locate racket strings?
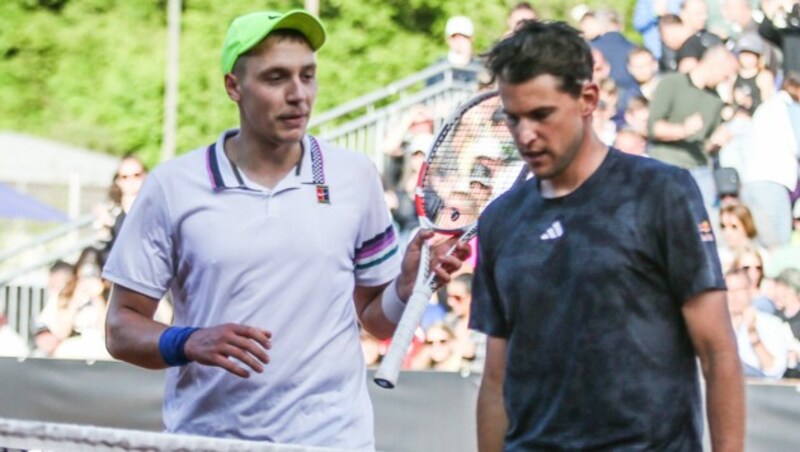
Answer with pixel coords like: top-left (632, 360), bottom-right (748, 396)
top-left (420, 95), bottom-right (524, 231)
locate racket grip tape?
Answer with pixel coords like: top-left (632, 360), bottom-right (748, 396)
top-left (373, 285), bottom-right (434, 389)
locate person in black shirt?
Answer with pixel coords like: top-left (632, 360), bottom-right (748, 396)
top-left (471, 20), bottom-right (745, 451)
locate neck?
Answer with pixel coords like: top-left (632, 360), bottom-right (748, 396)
top-left (739, 67), bottom-right (758, 78)
top-left (540, 132), bottom-right (609, 198)
top-left (225, 130), bottom-right (303, 189)
top-left (448, 51), bottom-right (471, 66)
top-left (688, 68), bottom-right (706, 90)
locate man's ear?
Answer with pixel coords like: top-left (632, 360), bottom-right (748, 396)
top-left (224, 73), bottom-right (241, 102)
top-left (579, 82), bottom-right (600, 117)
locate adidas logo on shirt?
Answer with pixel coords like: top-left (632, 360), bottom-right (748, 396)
top-left (540, 220), bottom-right (564, 240)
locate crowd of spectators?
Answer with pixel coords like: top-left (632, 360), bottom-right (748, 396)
top-left (368, 0), bottom-right (800, 379)
top-left (2, 1), bottom-right (799, 381)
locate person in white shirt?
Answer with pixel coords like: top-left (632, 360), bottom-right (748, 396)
top-left (726, 268), bottom-right (788, 378)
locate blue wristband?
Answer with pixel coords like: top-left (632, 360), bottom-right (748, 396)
top-left (158, 326), bottom-right (200, 366)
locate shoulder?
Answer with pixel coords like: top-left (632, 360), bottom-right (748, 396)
top-left (479, 178), bottom-right (535, 234)
top-left (608, 149), bottom-right (694, 194)
top-left (148, 146), bottom-right (208, 182)
top-left (658, 72), bottom-right (687, 86)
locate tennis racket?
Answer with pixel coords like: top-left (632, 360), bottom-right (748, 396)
top-left (374, 90), bottom-right (527, 389)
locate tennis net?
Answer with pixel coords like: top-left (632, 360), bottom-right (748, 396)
top-left (0, 418), bottom-right (349, 452)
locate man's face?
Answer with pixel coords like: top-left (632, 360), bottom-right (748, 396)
top-left (726, 273), bottom-right (753, 315)
top-left (499, 74), bottom-right (592, 181)
top-left (115, 158), bottom-right (146, 197)
top-left (225, 36), bottom-right (317, 146)
top-left (627, 52), bottom-right (657, 84)
top-left (681, 0), bottom-right (708, 32)
top-left (446, 280), bottom-right (472, 316)
top-left (508, 9), bottom-right (537, 32)
top-left (447, 34), bottom-right (473, 56)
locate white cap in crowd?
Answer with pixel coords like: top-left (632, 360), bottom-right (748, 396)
top-left (446, 16), bottom-right (474, 38)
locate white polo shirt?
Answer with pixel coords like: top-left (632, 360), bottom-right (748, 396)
top-left (103, 130), bottom-right (401, 450)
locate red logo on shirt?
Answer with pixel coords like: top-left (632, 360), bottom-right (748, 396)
top-left (698, 220), bottom-right (714, 242)
top-left (316, 185), bottom-right (330, 204)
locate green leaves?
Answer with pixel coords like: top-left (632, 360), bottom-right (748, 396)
top-left (0, 0), bottom-right (636, 167)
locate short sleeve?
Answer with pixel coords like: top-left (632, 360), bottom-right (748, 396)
top-left (659, 168), bottom-right (726, 303)
top-left (353, 162), bottom-right (401, 287)
top-left (102, 174), bottom-right (175, 300)
top-left (469, 211), bottom-right (510, 338)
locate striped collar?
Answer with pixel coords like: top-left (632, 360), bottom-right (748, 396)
top-left (205, 129), bottom-right (326, 191)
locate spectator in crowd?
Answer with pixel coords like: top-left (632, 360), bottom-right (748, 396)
top-left (590, 8), bottom-right (638, 93)
top-left (723, 0), bottom-right (760, 39)
top-left (590, 47), bottom-right (612, 84)
top-left (38, 247), bottom-right (110, 360)
top-left (618, 47), bottom-right (661, 116)
top-left (773, 268), bottom-right (800, 376)
top-left (676, 0), bottom-right (725, 73)
top-left (732, 33), bottom-right (776, 116)
top-left (381, 104), bottom-right (435, 192)
top-left (572, 7), bottom-right (606, 41)
top-left (426, 15), bottom-right (479, 86)
top-left (442, 273), bottom-right (484, 374)
top-left (633, 0), bottom-right (683, 64)
top-left (411, 321), bottom-right (463, 372)
top-left (505, 2), bottom-right (538, 36)
top-left (385, 133), bottom-right (431, 247)
top-left (723, 0), bottom-right (781, 72)
top-left (793, 201), bottom-right (800, 245)
top-left (0, 310), bottom-right (28, 358)
top-left (648, 44), bottom-right (739, 214)
top-left (739, 71), bottom-right (800, 250)
top-left (718, 202), bottom-right (767, 269)
top-left (759, 0), bottom-right (800, 75)
top-left (726, 268), bottom-right (788, 378)
top-left (31, 260), bottom-right (75, 357)
top-left (593, 78), bottom-right (619, 144)
top-left (658, 14), bottom-right (694, 72)
top-left (614, 126), bottom-right (649, 156)
top-left (731, 246), bottom-right (776, 313)
top-left (93, 154), bottom-right (148, 261)
top-left (622, 95), bottom-right (651, 136)
top-left (706, 0), bottom-right (736, 39)
top-left (360, 328), bottom-right (383, 369)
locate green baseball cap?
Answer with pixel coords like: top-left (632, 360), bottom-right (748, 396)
top-left (221, 10), bottom-right (326, 74)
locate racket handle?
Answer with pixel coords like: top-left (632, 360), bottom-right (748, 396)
top-left (373, 284), bottom-right (434, 389)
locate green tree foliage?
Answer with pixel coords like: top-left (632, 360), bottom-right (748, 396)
top-left (0, 0), bottom-right (634, 167)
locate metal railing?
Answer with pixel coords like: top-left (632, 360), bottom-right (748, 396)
top-left (1, 284), bottom-right (46, 347)
top-left (309, 61), bottom-right (482, 164)
top-left (0, 214), bottom-right (99, 288)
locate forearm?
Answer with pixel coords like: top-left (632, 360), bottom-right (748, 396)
top-left (702, 349), bottom-right (745, 452)
top-left (106, 304), bottom-right (169, 369)
top-left (477, 381), bottom-right (508, 452)
top-left (358, 287), bottom-right (399, 340)
top-left (106, 285), bottom-right (168, 369)
top-left (750, 332), bottom-right (776, 373)
top-left (651, 120), bottom-right (690, 142)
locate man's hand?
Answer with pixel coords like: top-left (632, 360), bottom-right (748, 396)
top-left (184, 324), bottom-right (272, 378)
top-left (396, 229), bottom-right (472, 301)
